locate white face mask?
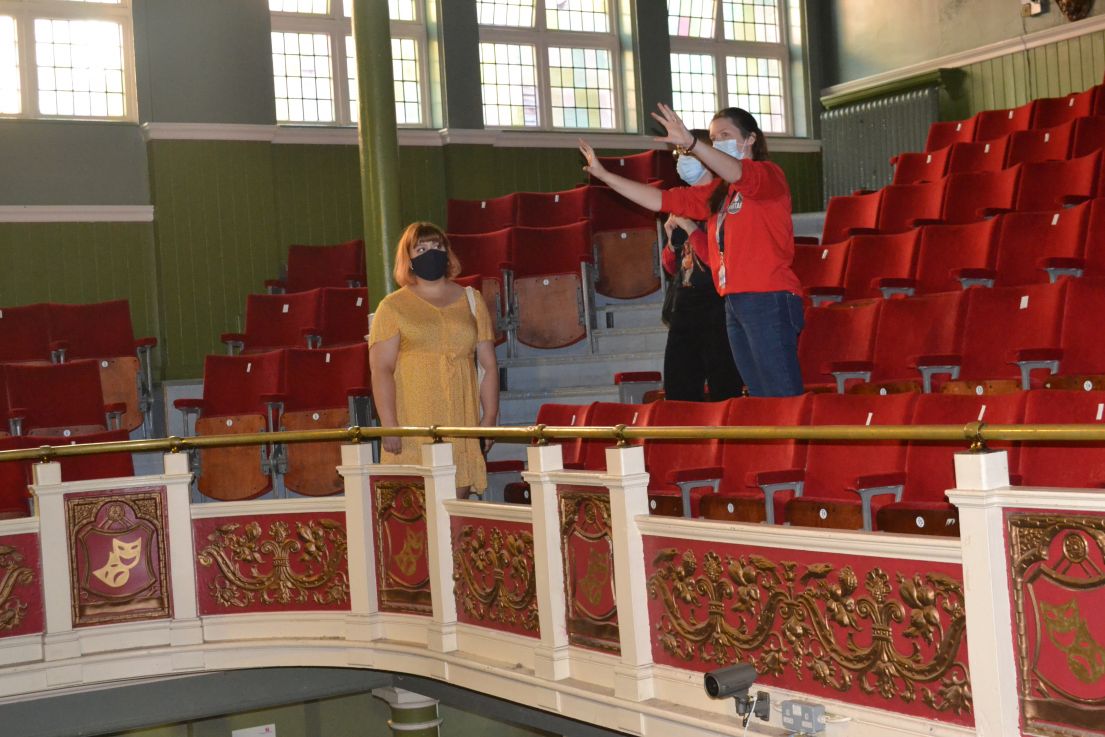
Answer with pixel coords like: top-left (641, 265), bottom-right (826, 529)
top-left (676, 155), bottom-right (707, 185)
top-left (714, 138), bottom-right (749, 160)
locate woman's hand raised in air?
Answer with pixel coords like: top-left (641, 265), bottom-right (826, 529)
top-left (650, 103), bottom-right (696, 149)
top-left (578, 138), bottom-right (607, 180)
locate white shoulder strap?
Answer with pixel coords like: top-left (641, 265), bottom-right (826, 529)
top-left (465, 286), bottom-right (478, 317)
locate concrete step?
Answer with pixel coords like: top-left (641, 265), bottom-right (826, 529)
top-left (596, 299), bottom-right (663, 330)
top-left (593, 325), bottom-right (668, 355)
top-left (500, 350), bottom-right (662, 394)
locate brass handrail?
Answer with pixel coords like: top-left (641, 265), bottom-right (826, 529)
top-left (3, 420), bottom-right (1105, 464)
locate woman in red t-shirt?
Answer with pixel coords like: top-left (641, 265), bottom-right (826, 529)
top-left (580, 104), bottom-right (804, 397)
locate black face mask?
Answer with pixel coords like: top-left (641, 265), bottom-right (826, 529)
top-left (411, 248), bottom-right (449, 281)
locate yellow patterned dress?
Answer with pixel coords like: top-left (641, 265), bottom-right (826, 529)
top-left (368, 286), bottom-right (494, 490)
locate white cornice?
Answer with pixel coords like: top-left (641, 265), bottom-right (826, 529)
top-left (636, 515), bottom-right (963, 564)
top-left (140, 122), bottom-right (821, 152)
top-left (140, 122), bottom-right (276, 142)
top-left (189, 497), bottom-right (346, 519)
top-left (444, 499), bottom-right (533, 523)
top-left (0, 518), bottom-right (38, 535)
top-left (948, 485), bottom-right (1105, 512)
top-left (0, 205), bottom-right (154, 223)
top-left (822, 14), bottom-right (1105, 99)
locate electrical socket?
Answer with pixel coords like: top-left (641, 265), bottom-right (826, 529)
top-left (780, 699), bottom-right (826, 734)
top-left (1020, 1), bottom-right (1043, 16)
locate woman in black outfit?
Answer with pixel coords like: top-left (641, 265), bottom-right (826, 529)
top-left (661, 130), bottom-right (744, 402)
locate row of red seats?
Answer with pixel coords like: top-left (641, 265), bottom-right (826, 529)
top-left (795, 199), bottom-right (1105, 301)
top-left (798, 279), bottom-right (1105, 394)
top-left (173, 343), bottom-right (371, 501)
top-left (925, 84), bottom-right (1105, 151)
top-left (812, 153), bottom-right (1103, 243)
top-left (0, 299), bottom-right (154, 432)
top-left (898, 114), bottom-right (1105, 184)
top-left (264, 239), bottom-right (366, 294)
top-left (221, 287), bottom-right (368, 355)
top-left (0, 359), bottom-right (128, 438)
top-left (512, 391), bottom-right (1105, 536)
top-left (0, 430), bottom-right (133, 519)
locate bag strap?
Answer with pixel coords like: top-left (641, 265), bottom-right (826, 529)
top-left (465, 285), bottom-right (478, 318)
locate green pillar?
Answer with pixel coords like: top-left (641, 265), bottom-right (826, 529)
top-left (351, 0), bottom-right (402, 309)
top-left (372, 687), bottom-right (442, 737)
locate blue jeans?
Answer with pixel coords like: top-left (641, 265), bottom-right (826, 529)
top-left (724, 291), bottom-right (805, 397)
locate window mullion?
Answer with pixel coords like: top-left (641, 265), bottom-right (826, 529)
top-left (331, 29), bottom-right (349, 125)
top-left (18, 9), bottom-right (37, 117)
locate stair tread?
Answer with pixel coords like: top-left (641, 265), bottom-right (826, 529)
top-left (501, 349), bottom-right (662, 368)
top-left (501, 385), bottom-right (621, 400)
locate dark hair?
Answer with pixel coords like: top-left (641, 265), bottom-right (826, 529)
top-left (712, 107), bottom-right (769, 161)
top-left (673, 128), bottom-right (711, 160)
top-left (706, 107), bottom-right (768, 214)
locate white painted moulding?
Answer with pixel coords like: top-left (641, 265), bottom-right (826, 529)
top-left (0, 205), bottom-right (154, 223)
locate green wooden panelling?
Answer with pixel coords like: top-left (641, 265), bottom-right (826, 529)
top-left (147, 140), bottom-right (281, 380)
top-left (958, 31), bottom-right (1105, 117)
top-left (398, 145), bottom-right (448, 226)
top-left (773, 151), bottom-right (824, 214)
top-left (0, 220), bottom-right (160, 347)
top-left (272, 144), bottom-right (364, 247)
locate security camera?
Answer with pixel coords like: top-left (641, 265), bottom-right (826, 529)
top-left (704, 663), bottom-right (770, 727)
top-left (704, 663), bottom-right (757, 698)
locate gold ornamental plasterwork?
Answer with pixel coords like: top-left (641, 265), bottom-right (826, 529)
top-left (197, 518), bottom-right (349, 608)
top-left (0, 545), bottom-right (33, 631)
top-left (1009, 513), bottom-right (1105, 737)
top-left (647, 548), bottom-right (971, 715)
top-left (558, 488), bottom-right (620, 652)
top-left (452, 524), bottom-right (539, 632)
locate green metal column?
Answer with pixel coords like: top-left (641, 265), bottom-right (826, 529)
top-left (372, 687), bottom-right (442, 737)
top-left (351, 0), bottom-right (401, 308)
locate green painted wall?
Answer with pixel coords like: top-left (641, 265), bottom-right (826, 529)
top-left (827, 0), bottom-right (1105, 86)
top-left (147, 140), bottom-right (283, 379)
top-left (0, 220), bottom-right (160, 357)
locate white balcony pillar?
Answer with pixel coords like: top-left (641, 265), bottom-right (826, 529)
top-left (422, 442), bottom-right (458, 654)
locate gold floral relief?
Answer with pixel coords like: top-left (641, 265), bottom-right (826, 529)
top-left (452, 524), bottom-right (539, 633)
top-left (647, 548), bottom-right (971, 716)
top-left (373, 477), bottom-right (432, 614)
top-left (1009, 513), bottom-right (1105, 736)
top-left (0, 545), bottom-right (33, 631)
top-left (197, 518), bottom-right (349, 609)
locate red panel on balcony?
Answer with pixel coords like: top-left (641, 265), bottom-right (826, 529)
top-left (451, 516), bottom-right (539, 638)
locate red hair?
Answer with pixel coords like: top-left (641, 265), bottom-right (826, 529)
top-left (393, 222), bottom-right (462, 287)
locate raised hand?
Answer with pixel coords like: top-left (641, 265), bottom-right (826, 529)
top-left (578, 138), bottom-right (606, 178)
top-left (649, 103), bottom-right (695, 148)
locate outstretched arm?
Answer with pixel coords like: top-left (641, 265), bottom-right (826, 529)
top-left (650, 103), bottom-right (743, 184)
top-left (579, 139), bottom-right (663, 212)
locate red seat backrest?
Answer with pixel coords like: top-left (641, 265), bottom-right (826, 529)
top-left (925, 117), bottom-right (976, 152)
top-left (821, 190), bottom-right (881, 244)
top-left (588, 183), bottom-right (660, 232)
top-left (993, 200), bottom-right (1090, 286)
top-left (945, 137), bottom-right (1010, 175)
top-left (199, 351), bottom-right (285, 418)
top-left (643, 400), bottom-right (729, 488)
top-left (282, 344), bottom-right (368, 413)
top-left (0, 303), bottom-right (51, 362)
top-left (959, 282), bottom-right (1066, 382)
top-left (841, 229), bottom-right (919, 300)
top-left (446, 193), bottom-right (516, 234)
top-left (801, 393), bottom-right (917, 500)
top-left (717, 395), bottom-right (811, 492)
top-left (891, 147), bottom-right (951, 185)
top-left (47, 300), bottom-right (136, 358)
top-left (1031, 87), bottom-right (1099, 129)
top-left (875, 180), bottom-right (946, 233)
top-left (515, 187), bottom-right (589, 227)
top-left (4, 359), bottom-right (108, 432)
top-left (534, 402), bottom-right (592, 467)
top-left (914, 219), bottom-right (1000, 294)
top-left (1056, 277), bottom-right (1105, 376)
top-left (869, 291), bottom-right (966, 384)
top-left (797, 300), bottom-right (882, 387)
top-left (792, 242), bottom-right (848, 291)
top-left (285, 239), bottom-right (366, 292)
top-left (241, 290), bottom-right (322, 350)
top-left (511, 221), bottom-right (593, 278)
top-left (575, 402), bottom-right (653, 471)
top-left (449, 228), bottom-right (514, 280)
top-left (940, 168), bottom-right (1020, 225)
top-left (591, 151), bottom-right (655, 183)
top-left (1004, 120), bottom-right (1075, 166)
top-left (0, 435), bottom-right (31, 518)
top-left (1019, 389), bottom-right (1105, 487)
top-left (903, 392), bottom-right (1025, 501)
top-left (1013, 152), bottom-right (1101, 212)
top-left (318, 287), bottom-right (369, 347)
top-left (1071, 115), bottom-right (1105, 158)
top-left (974, 104), bottom-right (1033, 142)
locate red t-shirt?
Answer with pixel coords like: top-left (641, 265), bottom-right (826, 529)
top-left (660, 160), bottom-right (801, 296)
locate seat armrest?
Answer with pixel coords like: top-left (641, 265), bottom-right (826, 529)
top-left (1039, 256), bottom-right (1086, 283)
top-left (1014, 347), bottom-right (1062, 389)
top-left (980, 207), bottom-right (1012, 218)
top-left (614, 371), bottom-right (663, 385)
top-left (104, 402), bottom-right (127, 430)
top-left (343, 272), bottom-right (364, 288)
top-left (7, 409), bottom-right (26, 437)
top-left (756, 470), bottom-right (805, 525)
top-left (909, 218), bottom-right (945, 228)
top-left (955, 267), bottom-right (996, 289)
top-left (845, 227), bottom-right (881, 237)
top-left (914, 354), bottom-right (962, 393)
top-left (668, 466), bottom-right (724, 483)
top-left (300, 326), bottom-right (322, 349)
top-left (827, 361), bottom-right (873, 394)
top-left (135, 336), bottom-right (158, 349)
top-left (877, 277), bottom-right (917, 299)
top-left (755, 469), bottom-right (804, 486)
top-left (853, 483), bottom-right (905, 531)
top-left (851, 188), bottom-right (876, 196)
top-left (220, 333), bottom-right (246, 355)
top-left (806, 286), bottom-right (845, 307)
top-left (48, 340), bottom-right (69, 364)
top-left (1060, 194), bottom-right (1091, 207)
top-left (346, 385), bottom-right (373, 398)
top-left (794, 236), bottom-right (819, 245)
top-left (853, 472), bottom-right (908, 490)
top-left (264, 279), bottom-right (287, 295)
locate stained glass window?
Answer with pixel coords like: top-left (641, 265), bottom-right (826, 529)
top-left (479, 42), bottom-right (539, 127)
top-left (726, 55), bottom-right (785, 133)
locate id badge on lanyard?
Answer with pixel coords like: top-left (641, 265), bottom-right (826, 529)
top-left (714, 190), bottom-right (742, 289)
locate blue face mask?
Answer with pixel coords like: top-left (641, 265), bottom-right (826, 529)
top-left (676, 154), bottom-right (707, 185)
top-left (714, 138), bottom-right (749, 160)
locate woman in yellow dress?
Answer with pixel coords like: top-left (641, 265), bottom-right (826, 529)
top-left (368, 222), bottom-right (499, 497)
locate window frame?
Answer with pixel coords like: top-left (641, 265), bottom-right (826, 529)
top-left (0, 0), bottom-right (138, 122)
top-left (668, 0), bottom-right (793, 135)
top-left (268, 0), bottom-right (430, 127)
top-left (477, 1), bottom-right (625, 132)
